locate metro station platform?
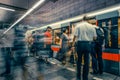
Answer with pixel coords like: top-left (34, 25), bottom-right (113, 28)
top-left (0, 0), bottom-right (120, 80)
top-left (0, 56), bottom-right (119, 80)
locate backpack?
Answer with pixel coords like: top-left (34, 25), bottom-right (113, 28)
top-left (95, 27), bottom-right (104, 45)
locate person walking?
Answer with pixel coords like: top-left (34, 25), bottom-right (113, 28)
top-left (60, 28), bottom-right (69, 65)
top-left (0, 47), bottom-right (11, 76)
top-left (72, 16), bottom-right (97, 80)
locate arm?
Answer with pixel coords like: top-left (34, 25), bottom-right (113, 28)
top-left (71, 26), bottom-right (78, 49)
top-left (102, 39), bottom-right (105, 50)
top-left (59, 34), bottom-right (63, 48)
top-left (93, 28), bottom-right (97, 41)
top-left (102, 29), bottom-right (105, 49)
top-left (72, 27), bottom-right (79, 49)
top-left (71, 36), bottom-right (77, 51)
top-left (72, 36), bottom-right (77, 47)
top-left (93, 36), bottom-right (97, 41)
top-left (60, 38), bottom-right (62, 48)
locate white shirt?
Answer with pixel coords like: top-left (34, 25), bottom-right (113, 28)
top-left (74, 21), bottom-right (97, 41)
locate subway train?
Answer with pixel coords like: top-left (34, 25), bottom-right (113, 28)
top-left (26, 9), bottom-right (120, 75)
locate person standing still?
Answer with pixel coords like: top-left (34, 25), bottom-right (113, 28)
top-left (90, 25), bottom-right (104, 75)
top-left (72, 16), bottom-right (97, 80)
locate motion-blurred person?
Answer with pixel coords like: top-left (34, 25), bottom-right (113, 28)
top-left (72, 16), bottom-right (97, 80)
top-left (0, 47), bottom-right (11, 76)
top-left (25, 32), bottom-right (34, 56)
top-left (91, 25), bottom-right (104, 75)
top-left (60, 28), bottom-right (69, 65)
top-left (32, 31), bottom-right (41, 57)
top-left (44, 26), bottom-right (53, 57)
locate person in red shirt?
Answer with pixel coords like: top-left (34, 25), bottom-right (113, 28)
top-left (44, 27), bottom-right (52, 45)
top-left (44, 26), bottom-right (53, 57)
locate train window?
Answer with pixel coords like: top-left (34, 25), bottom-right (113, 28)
top-left (53, 29), bottom-right (61, 45)
top-left (98, 18), bottom-right (118, 49)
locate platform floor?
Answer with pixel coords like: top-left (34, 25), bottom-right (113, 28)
top-left (0, 56), bottom-right (120, 80)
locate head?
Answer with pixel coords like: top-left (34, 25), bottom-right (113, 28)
top-left (32, 31), bottom-right (35, 34)
top-left (62, 28), bottom-right (68, 34)
top-left (46, 26), bottom-right (52, 32)
top-left (82, 16), bottom-right (89, 21)
top-left (36, 30), bottom-right (40, 33)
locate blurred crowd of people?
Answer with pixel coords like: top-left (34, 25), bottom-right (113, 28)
top-left (10, 16), bottom-right (105, 80)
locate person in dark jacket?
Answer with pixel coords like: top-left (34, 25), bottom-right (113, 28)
top-left (91, 25), bottom-right (104, 75)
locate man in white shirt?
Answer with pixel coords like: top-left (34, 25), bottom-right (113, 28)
top-left (72, 16), bottom-right (97, 80)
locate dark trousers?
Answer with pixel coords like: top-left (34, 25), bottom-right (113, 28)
top-left (77, 41), bottom-right (91, 80)
top-left (2, 48), bottom-right (11, 74)
top-left (5, 53), bottom-right (11, 73)
top-left (91, 42), bottom-right (103, 73)
top-left (91, 42), bottom-right (98, 73)
top-left (30, 43), bottom-right (37, 56)
top-left (46, 44), bottom-right (53, 57)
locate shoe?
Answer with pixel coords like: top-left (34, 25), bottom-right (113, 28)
top-left (62, 61), bottom-right (66, 65)
top-left (0, 72), bottom-right (10, 77)
top-left (99, 72), bottom-right (103, 75)
top-left (90, 71), bottom-right (98, 75)
top-left (73, 64), bottom-right (76, 67)
top-left (76, 76), bottom-right (81, 80)
top-left (76, 77), bottom-right (81, 80)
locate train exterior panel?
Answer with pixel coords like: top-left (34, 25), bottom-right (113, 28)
top-left (96, 10), bottom-right (120, 75)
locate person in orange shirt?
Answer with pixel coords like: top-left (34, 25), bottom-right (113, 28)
top-left (44, 26), bottom-right (53, 57)
top-left (44, 27), bottom-right (52, 45)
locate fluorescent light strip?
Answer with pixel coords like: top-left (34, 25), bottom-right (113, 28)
top-left (3, 0), bottom-right (45, 34)
top-left (88, 5), bottom-right (120, 17)
top-left (31, 3), bottom-right (120, 32)
top-left (0, 6), bottom-right (15, 11)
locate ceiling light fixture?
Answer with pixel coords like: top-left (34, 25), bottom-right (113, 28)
top-left (3, 0), bottom-right (45, 34)
top-left (0, 6), bottom-right (15, 12)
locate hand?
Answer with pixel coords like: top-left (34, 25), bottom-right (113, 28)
top-left (44, 44), bottom-right (46, 48)
top-left (71, 46), bottom-right (75, 50)
top-left (59, 45), bottom-right (62, 48)
top-left (102, 45), bottom-right (105, 50)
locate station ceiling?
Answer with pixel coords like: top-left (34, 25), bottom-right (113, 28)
top-left (0, 0), bottom-right (39, 26)
top-left (0, 0), bottom-right (120, 28)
